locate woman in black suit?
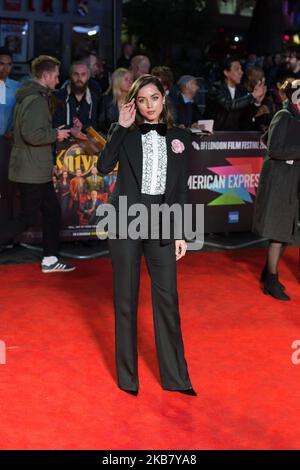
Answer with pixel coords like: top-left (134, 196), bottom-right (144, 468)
top-left (97, 75), bottom-right (196, 396)
top-left (98, 68), bottom-right (133, 134)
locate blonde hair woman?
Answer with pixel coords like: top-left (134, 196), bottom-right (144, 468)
top-left (98, 68), bottom-right (133, 134)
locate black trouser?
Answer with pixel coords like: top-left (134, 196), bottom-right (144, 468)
top-left (108, 237), bottom-right (192, 391)
top-left (0, 181), bottom-right (61, 257)
top-left (0, 137), bottom-right (14, 224)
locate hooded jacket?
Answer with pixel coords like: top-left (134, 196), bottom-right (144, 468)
top-left (53, 82), bottom-right (100, 131)
top-left (9, 80), bottom-right (57, 184)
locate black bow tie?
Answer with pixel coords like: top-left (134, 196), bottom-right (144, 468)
top-left (139, 123), bottom-right (167, 136)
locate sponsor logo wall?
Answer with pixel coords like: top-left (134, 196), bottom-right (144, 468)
top-left (0, 132), bottom-right (266, 243)
top-left (188, 132), bottom-right (265, 232)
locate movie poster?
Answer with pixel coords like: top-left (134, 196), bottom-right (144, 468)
top-left (53, 141), bottom-right (117, 240)
top-left (17, 128), bottom-right (113, 243)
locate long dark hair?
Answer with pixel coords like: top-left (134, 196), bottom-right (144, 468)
top-left (125, 74), bottom-right (174, 128)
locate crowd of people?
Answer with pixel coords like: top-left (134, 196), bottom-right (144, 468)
top-left (2, 42), bottom-right (300, 394)
top-left (54, 44), bottom-right (300, 135)
top-left (49, 45), bottom-right (300, 135)
top-left (1, 43), bottom-right (300, 293)
top-left (2, 44), bottom-right (300, 140)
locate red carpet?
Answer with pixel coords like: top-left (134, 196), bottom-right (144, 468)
top-left (0, 247), bottom-right (300, 450)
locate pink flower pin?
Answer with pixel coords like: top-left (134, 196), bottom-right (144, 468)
top-left (171, 139), bottom-right (185, 154)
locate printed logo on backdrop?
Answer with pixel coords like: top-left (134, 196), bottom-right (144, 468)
top-left (188, 156), bottom-right (264, 206)
top-left (228, 211), bottom-right (239, 224)
top-left (56, 144), bottom-right (98, 175)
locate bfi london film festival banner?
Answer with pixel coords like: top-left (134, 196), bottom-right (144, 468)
top-left (20, 134), bottom-right (117, 243)
top-left (5, 131), bottom-right (266, 244)
top-left (187, 132), bottom-right (266, 233)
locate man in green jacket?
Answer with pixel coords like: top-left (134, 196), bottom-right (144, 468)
top-left (0, 55), bottom-right (75, 273)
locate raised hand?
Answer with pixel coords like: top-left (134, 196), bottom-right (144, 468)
top-left (255, 104), bottom-right (270, 117)
top-left (69, 127), bottom-right (88, 140)
top-left (119, 100), bottom-right (136, 128)
top-left (252, 81), bottom-right (267, 103)
top-left (72, 117), bottom-right (83, 130)
top-left (57, 129), bottom-right (71, 142)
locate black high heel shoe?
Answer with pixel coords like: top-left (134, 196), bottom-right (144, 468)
top-left (121, 388), bottom-right (138, 396)
top-left (171, 388), bottom-right (197, 396)
top-left (178, 388), bottom-right (197, 396)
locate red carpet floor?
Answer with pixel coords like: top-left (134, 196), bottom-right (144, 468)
top-left (0, 247), bottom-right (300, 450)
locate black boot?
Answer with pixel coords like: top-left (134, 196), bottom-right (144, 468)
top-left (167, 387), bottom-right (197, 396)
top-left (263, 274), bottom-right (290, 301)
top-left (120, 388), bottom-right (138, 396)
top-left (176, 388), bottom-right (197, 396)
top-left (260, 264), bottom-right (285, 290)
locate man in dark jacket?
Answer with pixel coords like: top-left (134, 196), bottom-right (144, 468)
top-left (170, 75), bottom-right (203, 128)
top-left (80, 189), bottom-right (102, 224)
top-left (53, 60), bottom-right (100, 131)
top-left (204, 56), bottom-right (266, 131)
top-left (0, 55), bottom-right (75, 273)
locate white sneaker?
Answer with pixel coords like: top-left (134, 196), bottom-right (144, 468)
top-left (41, 259), bottom-right (76, 273)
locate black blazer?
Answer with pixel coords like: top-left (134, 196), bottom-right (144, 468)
top-left (169, 93), bottom-right (202, 128)
top-left (98, 93), bottom-right (119, 135)
top-left (204, 81), bottom-right (256, 131)
top-left (97, 123), bottom-right (191, 240)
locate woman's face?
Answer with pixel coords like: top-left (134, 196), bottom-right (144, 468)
top-left (120, 72), bottom-right (133, 93)
top-left (136, 84), bottom-right (164, 123)
top-left (248, 70), bottom-right (265, 91)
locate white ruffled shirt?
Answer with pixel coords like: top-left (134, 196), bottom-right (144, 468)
top-left (141, 129), bottom-right (167, 195)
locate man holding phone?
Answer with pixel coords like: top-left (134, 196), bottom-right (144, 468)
top-left (0, 55), bottom-right (75, 273)
top-left (204, 56), bottom-right (266, 131)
